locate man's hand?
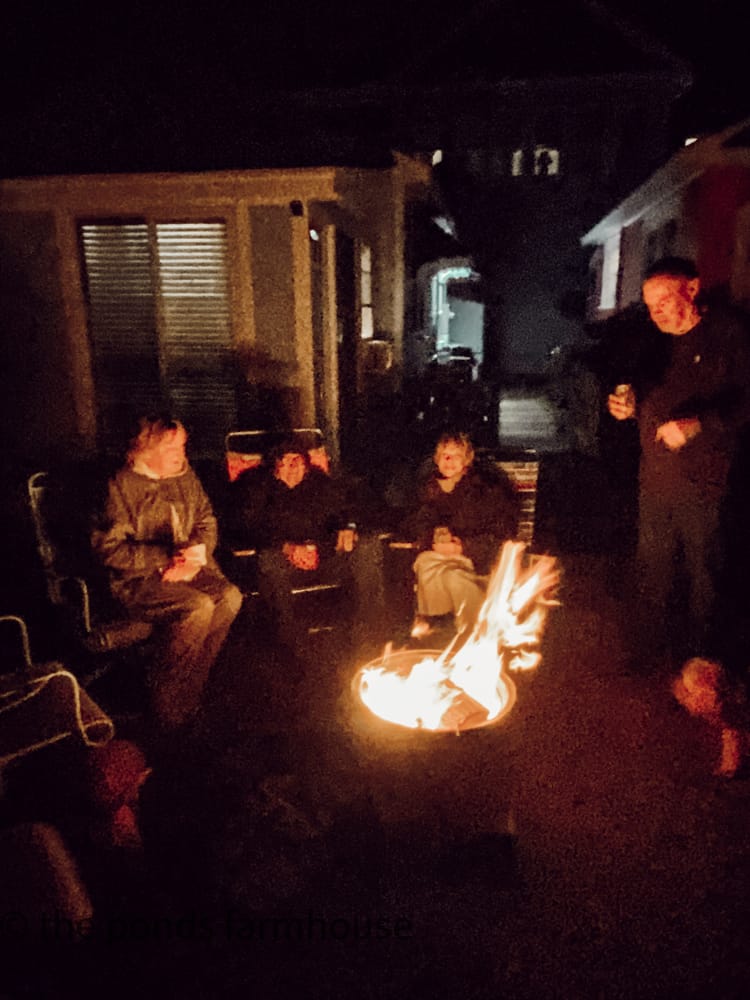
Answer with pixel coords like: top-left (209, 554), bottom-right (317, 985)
top-left (161, 542), bottom-right (207, 582)
top-left (607, 387), bottom-right (636, 421)
top-left (282, 542), bottom-right (319, 571)
top-left (178, 543), bottom-right (207, 567)
top-left (655, 418), bottom-right (701, 451)
top-left (432, 526), bottom-right (463, 557)
top-left (161, 560), bottom-right (201, 583)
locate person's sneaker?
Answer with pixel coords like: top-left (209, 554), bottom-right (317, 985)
top-left (410, 613), bottom-right (455, 645)
top-left (410, 615), bottom-right (433, 640)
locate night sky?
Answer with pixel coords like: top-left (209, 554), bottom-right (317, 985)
top-left (2, 1), bottom-right (748, 160)
top-left (610, 0), bottom-right (749, 130)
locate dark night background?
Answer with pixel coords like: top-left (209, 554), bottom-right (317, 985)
top-left (2, 1), bottom-right (749, 174)
top-left (2, 6), bottom-right (750, 1000)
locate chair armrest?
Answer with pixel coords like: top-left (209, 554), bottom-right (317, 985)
top-left (58, 575), bottom-right (94, 634)
top-left (58, 576), bottom-right (152, 654)
top-left (82, 620), bottom-right (153, 655)
top-left (0, 615), bottom-right (33, 673)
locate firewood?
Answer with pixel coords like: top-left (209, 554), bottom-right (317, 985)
top-left (439, 687), bottom-right (489, 731)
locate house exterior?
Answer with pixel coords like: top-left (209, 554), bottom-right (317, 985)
top-left (581, 117), bottom-right (750, 323)
top-left (385, 3), bottom-right (694, 381)
top-left (0, 154), bottom-right (434, 464)
top-left (4, 1), bottom-right (698, 407)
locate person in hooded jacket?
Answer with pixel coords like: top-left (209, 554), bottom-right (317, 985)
top-left (92, 415), bottom-right (243, 731)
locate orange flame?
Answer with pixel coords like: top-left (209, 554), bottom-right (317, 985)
top-left (357, 542), bottom-right (559, 732)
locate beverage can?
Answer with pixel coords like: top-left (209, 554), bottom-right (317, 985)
top-left (342, 523), bottom-right (357, 552)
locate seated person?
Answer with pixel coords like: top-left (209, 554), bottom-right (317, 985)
top-left (406, 431), bottom-right (520, 636)
top-left (232, 436), bottom-right (387, 655)
top-left (92, 415), bottom-right (243, 732)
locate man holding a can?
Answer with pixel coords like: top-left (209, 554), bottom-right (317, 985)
top-left (607, 256), bottom-right (750, 670)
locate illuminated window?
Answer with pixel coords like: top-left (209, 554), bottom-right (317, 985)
top-left (511, 147), bottom-right (560, 176)
top-left (534, 146), bottom-right (559, 176)
top-left (360, 243), bottom-right (373, 339)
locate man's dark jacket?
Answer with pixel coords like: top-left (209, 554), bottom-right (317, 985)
top-left (233, 465), bottom-right (346, 552)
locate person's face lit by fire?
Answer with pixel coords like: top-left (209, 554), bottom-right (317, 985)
top-left (275, 451), bottom-right (307, 490)
top-left (642, 274), bottom-right (701, 335)
top-left (435, 440), bottom-right (471, 484)
top-left (140, 425), bottom-right (188, 479)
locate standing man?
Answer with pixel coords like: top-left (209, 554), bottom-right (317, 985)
top-left (607, 257), bottom-right (750, 668)
top-left (93, 415), bottom-right (243, 731)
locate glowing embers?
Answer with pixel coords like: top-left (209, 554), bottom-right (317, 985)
top-left (356, 542), bottom-right (560, 733)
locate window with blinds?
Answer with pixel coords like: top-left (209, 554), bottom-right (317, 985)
top-left (80, 220), bottom-right (236, 454)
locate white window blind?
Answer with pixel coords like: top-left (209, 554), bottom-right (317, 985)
top-left (81, 221), bottom-right (236, 453)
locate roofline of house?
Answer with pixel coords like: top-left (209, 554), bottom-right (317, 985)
top-left (384, 0), bottom-right (692, 88)
top-left (0, 154), bottom-right (436, 216)
top-left (0, 164), bottom-right (356, 210)
top-left (257, 70), bottom-right (691, 112)
top-left (581, 115), bottom-right (750, 246)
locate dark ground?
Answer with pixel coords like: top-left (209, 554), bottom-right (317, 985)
top-left (2, 449), bottom-right (750, 999)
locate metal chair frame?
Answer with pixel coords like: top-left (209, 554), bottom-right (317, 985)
top-left (0, 615), bottom-right (33, 675)
top-left (26, 470), bottom-right (153, 669)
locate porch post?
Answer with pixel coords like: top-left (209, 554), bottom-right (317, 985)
top-left (55, 213), bottom-right (98, 451)
top-left (290, 212), bottom-right (316, 427)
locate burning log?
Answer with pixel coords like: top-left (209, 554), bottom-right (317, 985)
top-left (438, 681), bottom-right (490, 732)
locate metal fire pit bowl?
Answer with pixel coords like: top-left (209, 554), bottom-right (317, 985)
top-left (351, 647), bottom-right (517, 736)
top-left (345, 647), bottom-right (520, 859)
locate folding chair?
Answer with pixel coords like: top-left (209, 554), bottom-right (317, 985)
top-left (0, 614), bottom-right (33, 676)
top-left (225, 427), bottom-right (328, 481)
top-left (26, 469), bottom-right (153, 687)
top-left (1, 614), bottom-right (104, 939)
top-left (494, 449), bottom-right (540, 549)
top-left (0, 613), bottom-right (115, 768)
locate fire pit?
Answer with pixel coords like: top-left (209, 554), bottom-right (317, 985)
top-left (351, 542), bottom-right (559, 737)
top-left (353, 647), bottom-right (517, 734)
top-left (341, 544), bottom-right (560, 877)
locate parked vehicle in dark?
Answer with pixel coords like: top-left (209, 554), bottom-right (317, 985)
top-left (428, 344), bottom-right (479, 382)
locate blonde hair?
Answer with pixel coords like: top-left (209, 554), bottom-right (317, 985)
top-left (127, 415), bottom-right (186, 464)
top-left (434, 432), bottom-right (475, 467)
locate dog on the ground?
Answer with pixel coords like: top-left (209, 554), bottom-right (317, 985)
top-left (672, 658), bottom-right (749, 777)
